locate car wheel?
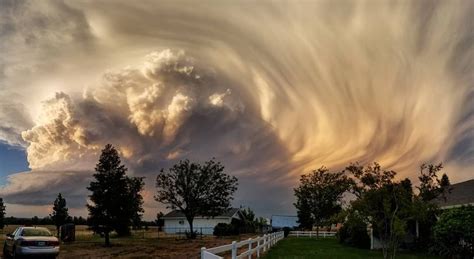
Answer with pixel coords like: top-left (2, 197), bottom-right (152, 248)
top-left (11, 246), bottom-right (18, 259)
top-left (3, 244), bottom-right (10, 259)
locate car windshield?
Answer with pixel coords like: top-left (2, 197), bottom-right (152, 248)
top-left (20, 228), bottom-right (52, 237)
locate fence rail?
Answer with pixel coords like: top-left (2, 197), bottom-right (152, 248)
top-left (289, 231), bottom-right (337, 238)
top-left (201, 231), bottom-right (284, 259)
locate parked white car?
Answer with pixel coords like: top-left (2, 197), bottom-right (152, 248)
top-left (3, 226), bottom-right (60, 258)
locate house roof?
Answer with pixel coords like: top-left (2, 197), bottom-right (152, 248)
top-left (163, 208), bottom-right (240, 218)
top-left (434, 179), bottom-right (474, 208)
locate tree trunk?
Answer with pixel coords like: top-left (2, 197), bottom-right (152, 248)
top-left (104, 231), bottom-right (110, 246)
top-left (187, 217), bottom-right (195, 239)
top-left (57, 226), bottom-right (60, 240)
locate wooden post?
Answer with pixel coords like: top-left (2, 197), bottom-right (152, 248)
top-left (263, 234), bottom-right (267, 252)
top-left (231, 241), bottom-right (237, 259)
top-left (248, 238), bottom-right (252, 259)
top-left (416, 220), bottom-right (419, 238)
top-left (257, 237), bottom-right (261, 258)
top-left (201, 247), bottom-right (206, 259)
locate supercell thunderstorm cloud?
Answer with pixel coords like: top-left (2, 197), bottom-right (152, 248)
top-left (0, 0), bottom-right (473, 218)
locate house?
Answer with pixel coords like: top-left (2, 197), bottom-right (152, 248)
top-left (433, 179), bottom-right (474, 209)
top-left (162, 208), bottom-right (243, 235)
top-left (271, 215), bottom-right (299, 230)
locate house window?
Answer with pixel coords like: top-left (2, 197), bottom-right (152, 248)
top-left (179, 220), bottom-right (184, 225)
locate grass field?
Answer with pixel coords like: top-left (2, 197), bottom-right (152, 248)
top-left (262, 238), bottom-right (439, 259)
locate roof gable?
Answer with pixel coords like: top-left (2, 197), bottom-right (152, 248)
top-left (434, 179), bottom-right (474, 208)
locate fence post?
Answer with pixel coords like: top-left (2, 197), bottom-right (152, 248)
top-left (257, 237), bottom-right (261, 258)
top-left (201, 247), bottom-right (206, 259)
top-left (247, 238), bottom-right (252, 259)
top-left (263, 234), bottom-right (267, 252)
top-left (323, 231), bottom-right (326, 238)
top-left (231, 241), bottom-right (237, 259)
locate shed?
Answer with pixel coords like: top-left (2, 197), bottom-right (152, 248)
top-left (271, 215), bottom-right (298, 230)
top-left (162, 208), bottom-right (243, 235)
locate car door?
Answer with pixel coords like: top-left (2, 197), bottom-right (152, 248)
top-left (5, 227), bottom-right (19, 252)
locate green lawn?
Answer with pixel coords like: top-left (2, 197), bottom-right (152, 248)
top-left (262, 238), bottom-right (439, 259)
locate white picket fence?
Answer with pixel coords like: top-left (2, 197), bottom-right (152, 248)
top-left (201, 231), bottom-right (284, 259)
top-left (289, 231), bottom-right (337, 238)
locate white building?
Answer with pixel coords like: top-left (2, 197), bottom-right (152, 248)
top-left (162, 208), bottom-right (243, 235)
top-left (271, 215), bottom-right (299, 230)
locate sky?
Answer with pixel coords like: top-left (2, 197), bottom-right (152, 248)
top-left (0, 0), bottom-right (473, 220)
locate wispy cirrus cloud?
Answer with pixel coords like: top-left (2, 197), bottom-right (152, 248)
top-left (0, 0), bottom-right (473, 218)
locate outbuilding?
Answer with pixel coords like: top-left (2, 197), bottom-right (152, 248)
top-left (162, 208), bottom-right (243, 235)
top-left (271, 215), bottom-right (299, 230)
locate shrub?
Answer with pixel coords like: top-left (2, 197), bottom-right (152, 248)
top-left (337, 213), bottom-right (370, 249)
top-left (431, 206), bottom-right (474, 258)
top-left (213, 223), bottom-right (238, 237)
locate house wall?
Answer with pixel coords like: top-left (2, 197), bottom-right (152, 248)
top-left (163, 217), bottom-right (232, 235)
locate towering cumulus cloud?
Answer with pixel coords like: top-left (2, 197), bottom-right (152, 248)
top-left (0, 0), bottom-right (472, 217)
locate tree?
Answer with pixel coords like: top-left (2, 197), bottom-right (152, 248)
top-left (417, 163), bottom-right (451, 202)
top-left (294, 167), bottom-right (352, 233)
top-left (50, 193), bottom-right (69, 237)
top-left (155, 159), bottom-right (238, 239)
top-left (240, 207), bottom-right (257, 233)
top-left (346, 162), bottom-right (413, 259)
top-left (431, 206), bottom-right (474, 258)
top-left (87, 144), bottom-right (145, 246)
top-left (156, 212), bottom-right (164, 231)
top-left (413, 163), bottom-right (451, 249)
top-left (0, 198), bottom-right (5, 229)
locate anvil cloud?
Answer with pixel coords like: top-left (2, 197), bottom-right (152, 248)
top-left (0, 0), bottom-right (473, 219)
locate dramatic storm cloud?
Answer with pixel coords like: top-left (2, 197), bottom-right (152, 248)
top-left (0, 0), bottom-right (473, 218)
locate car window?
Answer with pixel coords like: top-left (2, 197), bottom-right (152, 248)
top-left (20, 228), bottom-right (52, 237)
top-left (12, 228), bottom-right (20, 236)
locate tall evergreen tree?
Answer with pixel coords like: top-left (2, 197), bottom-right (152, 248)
top-left (50, 193), bottom-right (69, 237)
top-left (87, 144), bottom-right (144, 246)
top-left (0, 198), bottom-right (5, 230)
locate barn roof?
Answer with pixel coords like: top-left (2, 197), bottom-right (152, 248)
top-left (163, 208), bottom-right (240, 218)
top-left (434, 179), bottom-right (474, 208)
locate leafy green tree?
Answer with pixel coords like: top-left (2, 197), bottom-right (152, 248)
top-left (155, 159), bottom-right (238, 239)
top-left (417, 163), bottom-right (451, 202)
top-left (241, 207), bottom-right (255, 222)
top-left (240, 207), bottom-right (258, 233)
top-left (346, 162), bottom-right (413, 259)
top-left (413, 163), bottom-right (451, 248)
top-left (295, 194), bottom-right (313, 230)
top-left (87, 144), bottom-right (145, 246)
top-left (0, 198), bottom-right (5, 229)
top-left (294, 167), bottom-right (352, 233)
top-left (431, 206), bottom-right (474, 258)
top-left (50, 193), bottom-right (69, 237)
top-left (337, 210), bottom-right (370, 249)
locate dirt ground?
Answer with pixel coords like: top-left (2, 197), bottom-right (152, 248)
top-left (0, 225), bottom-right (257, 259)
top-left (58, 235), bottom-right (255, 259)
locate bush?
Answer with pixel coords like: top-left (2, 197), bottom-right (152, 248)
top-left (283, 227), bottom-right (291, 237)
top-left (337, 213), bottom-right (370, 249)
top-left (430, 206), bottom-right (474, 258)
top-left (213, 223), bottom-right (238, 237)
